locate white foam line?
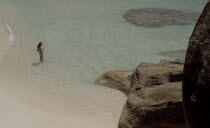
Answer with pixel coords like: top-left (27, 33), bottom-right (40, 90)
top-left (5, 24), bottom-right (15, 44)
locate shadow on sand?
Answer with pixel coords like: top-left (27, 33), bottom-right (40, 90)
top-left (32, 62), bottom-right (41, 66)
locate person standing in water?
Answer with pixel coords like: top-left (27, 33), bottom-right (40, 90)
top-left (37, 42), bottom-right (44, 63)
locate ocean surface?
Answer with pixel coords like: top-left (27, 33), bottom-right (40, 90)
top-left (0, 0), bottom-right (207, 127)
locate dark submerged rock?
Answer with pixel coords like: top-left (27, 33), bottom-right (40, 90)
top-left (158, 50), bottom-right (186, 59)
top-left (123, 8), bottom-right (199, 27)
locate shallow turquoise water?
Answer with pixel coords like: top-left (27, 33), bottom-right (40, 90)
top-left (3, 0), bottom-right (206, 80)
top-left (0, 0), bottom-right (208, 127)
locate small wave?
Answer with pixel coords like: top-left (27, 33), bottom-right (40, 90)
top-left (5, 24), bottom-right (15, 44)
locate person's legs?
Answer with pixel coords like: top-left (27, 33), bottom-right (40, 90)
top-left (40, 55), bottom-right (43, 62)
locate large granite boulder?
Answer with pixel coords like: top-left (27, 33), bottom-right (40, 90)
top-left (96, 70), bottom-right (133, 94)
top-left (119, 83), bottom-right (186, 128)
top-left (97, 59), bottom-right (186, 128)
top-left (99, 2), bottom-right (210, 128)
top-left (119, 59), bottom-right (186, 128)
top-left (97, 59), bottom-right (184, 95)
top-left (183, 1), bottom-right (210, 128)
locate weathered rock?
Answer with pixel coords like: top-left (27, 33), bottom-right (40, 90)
top-left (123, 8), bottom-right (199, 27)
top-left (118, 59), bottom-right (186, 128)
top-left (97, 59), bottom-right (183, 95)
top-left (98, 59), bottom-right (185, 127)
top-left (130, 59), bottom-right (183, 89)
top-left (183, 1), bottom-right (210, 128)
top-left (96, 70), bottom-right (133, 94)
top-left (119, 83), bottom-right (186, 128)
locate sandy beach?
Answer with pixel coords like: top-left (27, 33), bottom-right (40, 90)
top-left (0, 67), bottom-right (122, 128)
top-left (0, 17), bottom-right (124, 128)
top-left (0, 0), bottom-right (205, 127)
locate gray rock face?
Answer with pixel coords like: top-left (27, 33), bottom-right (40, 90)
top-left (123, 8), bottom-right (199, 27)
top-left (118, 59), bottom-right (186, 128)
top-left (183, 1), bottom-right (210, 128)
top-left (97, 59), bottom-right (184, 96)
top-left (97, 59), bottom-right (186, 128)
top-left (119, 83), bottom-right (186, 128)
top-left (96, 70), bottom-right (133, 94)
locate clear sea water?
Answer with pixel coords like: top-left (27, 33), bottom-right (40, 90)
top-left (0, 0), bottom-right (208, 127)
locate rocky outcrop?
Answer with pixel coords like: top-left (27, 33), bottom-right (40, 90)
top-left (183, 1), bottom-right (210, 128)
top-left (96, 70), bottom-right (133, 94)
top-left (120, 59), bottom-right (186, 128)
top-left (119, 83), bottom-right (186, 128)
top-left (97, 59), bottom-right (184, 94)
top-left (100, 2), bottom-right (210, 128)
top-left (123, 8), bottom-right (199, 27)
top-left (98, 59), bottom-right (186, 128)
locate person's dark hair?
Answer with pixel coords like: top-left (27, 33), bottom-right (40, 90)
top-left (37, 42), bottom-right (42, 51)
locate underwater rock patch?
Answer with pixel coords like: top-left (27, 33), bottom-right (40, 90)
top-left (123, 8), bottom-right (199, 27)
top-left (158, 50), bottom-right (186, 59)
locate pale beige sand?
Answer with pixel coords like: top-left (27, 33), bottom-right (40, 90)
top-left (0, 3), bottom-right (126, 127)
top-left (0, 22), bottom-right (124, 128)
top-left (0, 19), bottom-right (123, 128)
top-left (0, 63), bottom-right (124, 128)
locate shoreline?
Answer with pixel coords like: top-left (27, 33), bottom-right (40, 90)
top-left (0, 63), bottom-right (123, 128)
top-left (0, 3), bottom-right (126, 128)
top-left (99, 59), bottom-right (185, 128)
